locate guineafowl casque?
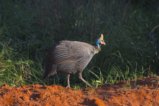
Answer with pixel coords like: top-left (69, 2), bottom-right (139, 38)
top-left (43, 34), bottom-right (106, 88)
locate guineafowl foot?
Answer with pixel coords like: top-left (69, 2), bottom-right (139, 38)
top-left (66, 85), bottom-right (70, 88)
top-left (78, 73), bottom-right (92, 87)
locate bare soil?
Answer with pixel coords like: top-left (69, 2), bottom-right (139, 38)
top-left (0, 77), bottom-right (159, 106)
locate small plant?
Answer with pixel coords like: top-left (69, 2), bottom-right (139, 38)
top-left (88, 68), bottom-right (105, 88)
top-left (73, 85), bottom-right (81, 90)
top-left (105, 65), bottom-right (124, 84)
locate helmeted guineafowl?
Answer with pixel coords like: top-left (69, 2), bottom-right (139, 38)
top-left (43, 34), bottom-right (106, 87)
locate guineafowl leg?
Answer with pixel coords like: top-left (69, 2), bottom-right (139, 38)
top-left (78, 72), bottom-right (92, 87)
top-left (66, 74), bottom-right (71, 88)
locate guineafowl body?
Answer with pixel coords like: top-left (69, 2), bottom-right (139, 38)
top-left (43, 34), bottom-right (106, 87)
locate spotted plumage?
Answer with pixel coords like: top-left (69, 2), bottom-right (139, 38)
top-left (43, 34), bottom-right (106, 87)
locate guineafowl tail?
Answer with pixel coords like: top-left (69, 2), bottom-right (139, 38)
top-left (42, 61), bottom-right (52, 79)
top-left (42, 42), bottom-right (58, 79)
top-left (42, 52), bottom-right (57, 79)
top-left (43, 63), bottom-right (57, 79)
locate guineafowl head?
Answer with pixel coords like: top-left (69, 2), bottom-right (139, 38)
top-left (96, 34), bottom-right (106, 49)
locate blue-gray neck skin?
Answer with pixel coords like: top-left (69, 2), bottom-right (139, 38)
top-left (96, 39), bottom-right (101, 49)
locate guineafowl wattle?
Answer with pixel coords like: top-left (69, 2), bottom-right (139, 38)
top-left (43, 34), bottom-right (106, 87)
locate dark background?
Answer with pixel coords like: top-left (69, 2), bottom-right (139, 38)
top-left (0, 0), bottom-right (159, 86)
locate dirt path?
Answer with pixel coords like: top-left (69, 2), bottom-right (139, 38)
top-left (0, 77), bottom-right (159, 106)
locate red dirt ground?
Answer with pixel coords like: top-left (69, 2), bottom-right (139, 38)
top-left (0, 77), bottom-right (159, 106)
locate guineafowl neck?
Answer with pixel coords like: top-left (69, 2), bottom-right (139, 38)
top-left (94, 46), bottom-right (101, 53)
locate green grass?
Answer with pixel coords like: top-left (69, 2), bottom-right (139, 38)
top-left (0, 44), bottom-right (152, 87)
top-left (0, 42), bottom-right (42, 86)
top-left (0, 43), bottom-right (155, 88)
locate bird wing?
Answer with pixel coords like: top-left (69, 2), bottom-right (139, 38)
top-left (53, 40), bottom-right (96, 64)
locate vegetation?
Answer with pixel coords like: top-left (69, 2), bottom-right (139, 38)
top-left (0, 0), bottom-right (159, 87)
